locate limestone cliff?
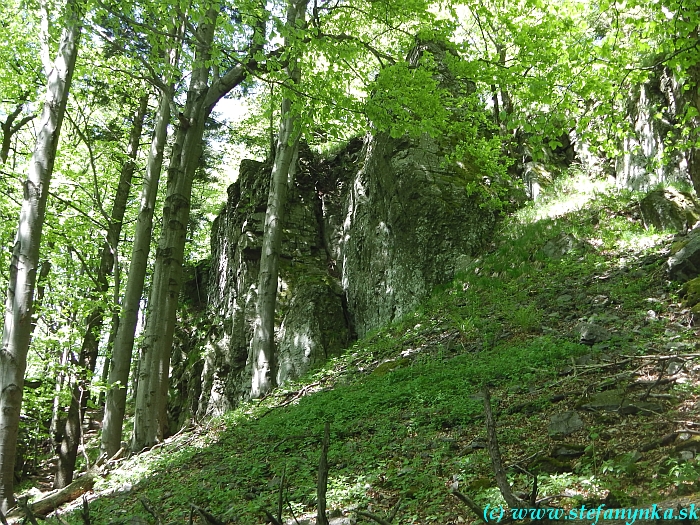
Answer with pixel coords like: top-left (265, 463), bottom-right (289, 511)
top-left (169, 129), bottom-right (496, 421)
top-left (340, 133), bottom-right (495, 338)
top-left (169, 38), bottom-right (498, 421)
top-left (574, 66), bottom-right (696, 191)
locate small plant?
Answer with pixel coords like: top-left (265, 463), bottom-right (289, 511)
top-left (661, 457), bottom-right (700, 492)
top-left (510, 305), bottom-right (544, 332)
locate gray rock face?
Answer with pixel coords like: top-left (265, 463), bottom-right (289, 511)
top-left (172, 41), bottom-right (497, 414)
top-left (175, 156), bottom-right (352, 417)
top-left (276, 279), bottom-right (350, 382)
top-left (640, 187), bottom-right (699, 232)
top-left (615, 67), bottom-right (691, 191)
top-left (341, 134), bottom-right (495, 337)
top-left (548, 411), bottom-right (584, 437)
top-left (176, 130), bottom-right (496, 414)
top-left (574, 67), bottom-right (696, 193)
top-left (668, 227), bottom-right (700, 281)
top-left (171, 126), bottom-right (496, 416)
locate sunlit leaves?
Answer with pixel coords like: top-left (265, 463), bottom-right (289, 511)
top-left (366, 62), bottom-right (447, 139)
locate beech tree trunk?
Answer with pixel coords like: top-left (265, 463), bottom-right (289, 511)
top-left (132, 8), bottom-right (220, 451)
top-left (131, 8), bottom-right (256, 450)
top-left (102, 92), bottom-right (170, 458)
top-left (686, 60), bottom-right (700, 197)
top-left (0, 0), bottom-right (81, 512)
top-left (54, 94), bottom-right (148, 488)
top-left (249, 0), bottom-right (308, 399)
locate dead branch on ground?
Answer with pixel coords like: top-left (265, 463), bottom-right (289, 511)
top-left (191, 504), bottom-right (224, 525)
top-left (140, 497), bottom-right (162, 524)
top-left (5, 470), bottom-right (96, 520)
top-left (16, 498), bottom-right (39, 525)
top-left (259, 382), bottom-right (323, 419)
top-left (80, 495), bottom-right (91, 525)
top-left (356, 499), bottom-right (401, 525)
top-left (482, 387), bottom-right (526, 509)
top-left (450, 490), bottom-right (484, 519)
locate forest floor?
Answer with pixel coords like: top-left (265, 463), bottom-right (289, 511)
top-left (23, 169), bottom-right (700, 523)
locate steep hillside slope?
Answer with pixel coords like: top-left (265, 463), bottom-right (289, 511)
top-left (44, 170), bottom-right (700, 524)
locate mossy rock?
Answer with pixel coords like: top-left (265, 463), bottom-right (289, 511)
top-left (640, 188), bottom-right (699, 232)
top-left (681, 277), bottom-right (700, 307)
top-left (530, 455), bottom-right (572, 474)
top-left (578, 389), bottom-right (625, 411)
top-left (550, 443), bottom-right (586, 459)
top-left (671, 239), bottom-right (690, 256)
top-left (372, 358), bottom-right (411, 377)
top-left (674, 435), bottom-right (700, 453)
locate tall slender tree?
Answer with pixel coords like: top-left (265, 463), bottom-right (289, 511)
top-left (249, 0), bottom-right (308, 399)
top-left (101, 89), bottom-right (172, 458)
top-left (131, 1), bottom-right (265, 450)
top-left (0, 0), bottom-right (82, 511)
top-left (54, 92), bottom-right (148, 488)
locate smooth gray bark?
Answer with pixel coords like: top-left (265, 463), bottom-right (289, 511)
top-left (54, 93), bottom-right (148, 488)
top-left (102, 11), bottom-right (189, 457)
top-left (100, 92), bottom-right (170, 458)
top-left (131, 10), bottom-right (217, 450)
top-left (686, 62), bottom-right (700, 196)
top-left (131, 7), bottom-right (252, 450)
top-left (249, 0), bottom-right (307, 399)
top-left (0, 0), bottom-right (81, 512)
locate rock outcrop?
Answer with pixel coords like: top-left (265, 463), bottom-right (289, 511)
top-left (170, 39), bottom-right (498, 419)
top-left (639, 187), bottom-right (700, 232)
top-left (572, 66), bottom-right (700, 193)
top-left (340, 134), bottom-right (495, 337)
top-left (615, 68), bottom-right (689, 190)
top-left (175, 129), bottom-right (496, 418)
top-left (176, 152), bottom-right (353, 419)
top-left (668, 226), bottom-right (700, 282)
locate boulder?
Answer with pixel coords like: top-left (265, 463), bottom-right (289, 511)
top-left (550, 443), bottom-right (586, 460)
top-left (668, 227), bottom-right (700, 281)
top-left (548, 411), bottom-right (584, 437)
top-left (680, 277), bottom-right (700, 307)
top-left (639, 187), bottom-right (699, 231)
top-left (578, 323), bottom-right (611, 345)
top-left (581, 390), bottom-right (626, 412)
top-left (542, 232), bottom-right (587, 260)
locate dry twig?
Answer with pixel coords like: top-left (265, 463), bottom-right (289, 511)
top-left (451, 490), bottom-right (484, 519)
top-left (191, 504), bottom-right (225, 525)
top-left (482, 387), bottom-right (526, 509)
top-left (140, 497), bottom-right (162, 524)
top-left (357, 499), bottom-right (401, 525)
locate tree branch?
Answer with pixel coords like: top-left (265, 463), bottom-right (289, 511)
top-left (482, 387), bottom-right (526, 509)
top-left (451, 489), bottom-right (485, 520)
top-left (318, 32), bottom-right (397, 66)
